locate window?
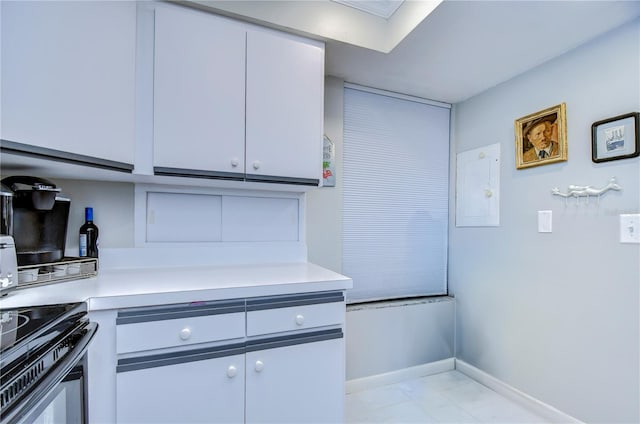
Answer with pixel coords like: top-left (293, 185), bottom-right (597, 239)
top-left (342, 84), bottom-right (450, 302)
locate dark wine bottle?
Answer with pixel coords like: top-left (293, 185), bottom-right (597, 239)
top-left (79, 207), bottom-right (99, 258)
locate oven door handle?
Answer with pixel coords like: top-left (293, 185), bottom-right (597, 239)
top-left (2, 322), bottom-right (98, 424)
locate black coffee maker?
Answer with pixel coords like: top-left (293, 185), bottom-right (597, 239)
top-left (1, 176), bottom-right (70, 266)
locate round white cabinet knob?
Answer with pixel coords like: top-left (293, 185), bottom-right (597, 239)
top-left (227, 365), bottom-right (237, 378)
top-left (252, 160), bottom-right (261, 170)
top-left (295, 314), bottom-right (305, 326)
top-left (230, 158), bottom-right (239, 168)
top-left (179, 327), bottom-right (192, 341)
top-left (255, 360), bottom-right (264, 372)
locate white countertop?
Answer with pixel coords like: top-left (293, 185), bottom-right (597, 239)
top-left (0, 262), bottom-right (352, 311)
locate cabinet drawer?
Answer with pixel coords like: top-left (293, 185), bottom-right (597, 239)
top-left (246, 292), bottom-right (344, 336)
top-left (116, 300), bottom-right (245, 354)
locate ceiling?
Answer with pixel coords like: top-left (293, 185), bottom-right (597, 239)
top-left (190, 0), bottom-right (443, 52)
top-left (191, 1), bottom-right (640, 104)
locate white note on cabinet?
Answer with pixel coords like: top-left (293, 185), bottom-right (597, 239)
top-left (456, 143), bottom-right (500, 227)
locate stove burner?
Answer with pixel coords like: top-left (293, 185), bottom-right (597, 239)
top-left (0, 312), bottom-right (30, 336)
top-left (1, 312), bottom-right (31, 351)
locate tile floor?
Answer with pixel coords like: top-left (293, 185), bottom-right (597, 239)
top-left (345, 370), bottom-right (550, 423)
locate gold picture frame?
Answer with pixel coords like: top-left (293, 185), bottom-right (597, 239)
top-left (515, 103), bottom-right (567, 169)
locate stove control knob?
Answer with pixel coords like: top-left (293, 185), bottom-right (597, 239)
top-left (0, 277), bottom-right (9, 288)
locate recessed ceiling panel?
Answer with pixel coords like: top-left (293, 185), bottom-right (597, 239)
top-left (189, 0), bottom-right (441, 53)
top-left (331, 0), bottom-right (404, 19)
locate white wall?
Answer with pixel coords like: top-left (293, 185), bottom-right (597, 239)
top-left (306, 76), bottom-right (343, 273)
top-left (449, 19), bottom-right (640, 423)
top-left (346, 297), bottom-right (454, 380)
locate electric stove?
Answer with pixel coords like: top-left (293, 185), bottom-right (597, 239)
top-left (0, 302), bottom-right (97, 424)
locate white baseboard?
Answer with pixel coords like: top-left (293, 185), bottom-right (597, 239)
top-left (345, 358), bottom-right (455, 394)
top-left (455, 359), bottom-right (583, 424)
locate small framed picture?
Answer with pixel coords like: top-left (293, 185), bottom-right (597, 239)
top-left (591, 112), bottom-right (640, 163)
top-left (514, 103), bottom-right (567, 169)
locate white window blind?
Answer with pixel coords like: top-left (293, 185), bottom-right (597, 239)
top-left (343, 85), bottom-right (450, 303)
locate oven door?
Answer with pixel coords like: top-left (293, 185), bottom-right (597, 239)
top-left (2, 323), bottom-right (97, 424)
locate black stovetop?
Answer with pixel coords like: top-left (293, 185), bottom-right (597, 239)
top-left (0, 302), bottom-right (86, 369)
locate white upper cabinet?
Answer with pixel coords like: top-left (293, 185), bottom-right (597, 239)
top-left (1, 2), bottom-right (324, 188)
top-left (0, 1), bottom-right (136, 167)
top-left (151, 4), bottom-right (324, 186)
top-left (246, 30), bottom-right (324, 184)
top-left (152, 6), bottom-right (246, 179)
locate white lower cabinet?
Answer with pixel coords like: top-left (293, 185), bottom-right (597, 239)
top-left (117, 351), bottom-right (245, 423)
top-left (109, 291), bottom-right (345, 424)
top-left (245, 337), bottom-right (344, 423)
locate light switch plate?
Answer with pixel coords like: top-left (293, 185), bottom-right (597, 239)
top-left (620, 214), bottom-right (640, 243)
top-left (538, 210), bottom-right (552, 233)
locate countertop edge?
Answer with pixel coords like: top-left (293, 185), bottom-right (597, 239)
top-left (87, 279), bottom-right (352, 311)
top-left (2, 262), bottom-right (353, 311)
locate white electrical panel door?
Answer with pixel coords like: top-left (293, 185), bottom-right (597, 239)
top-left (153, 6), bottom-right (246, 175)
top-left (1, 1), bottom-right (136, 164)
top-left (246, 30), bottom-right (324, 182)
top-left (456, 143), bottom-right (501, 227)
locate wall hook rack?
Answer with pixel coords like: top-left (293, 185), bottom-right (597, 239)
top-left (551, 177), bottom-right (622, 206)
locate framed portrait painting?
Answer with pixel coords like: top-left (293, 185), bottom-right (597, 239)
top-left (514, 103), bottom-right (567, 169)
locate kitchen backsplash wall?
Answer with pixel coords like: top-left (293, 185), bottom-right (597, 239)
top-left (54, 178), bottom-right (135, 254)
top-left (47, 178), bottom-right (306, 268)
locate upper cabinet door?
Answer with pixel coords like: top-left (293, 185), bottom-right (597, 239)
top-left (153, 6), bottom-right (246, 177)
top-left (246, 30), bottom-right (324, 185)
top-left (1, 1), bottom-right (136, 165)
